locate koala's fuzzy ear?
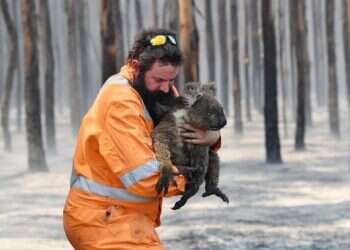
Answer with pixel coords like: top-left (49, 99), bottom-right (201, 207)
top-left (199, 82), bottom-right (217, 97)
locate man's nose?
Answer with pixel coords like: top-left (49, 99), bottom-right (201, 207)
top-left (159, 82), bottom-right (170, 93)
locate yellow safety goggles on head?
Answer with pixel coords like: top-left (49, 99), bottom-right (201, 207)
top-left (148, 34), bottom-right (177, 47)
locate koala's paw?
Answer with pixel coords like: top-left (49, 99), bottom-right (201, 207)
top-left (156, 171), bottom-right (177, 195)
top-left (202, 187), bottom-right (229, 203)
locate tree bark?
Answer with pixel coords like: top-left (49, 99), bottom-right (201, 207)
top-left (135, 0), bottom-right (143, 30)
top-left (40, 0), bottom-right (56, 154)
top-left (326, 0), bottom-right (340, 137)
top-left (344, 0), bottom-right (350, 113)
top-left (251, 0), bottom-right (263, 113)
top-left (262, 0), bottom-right (282, 163)
top-left (231, 0), bottom-right (243, 133)
top-left (204, 0), bottom-right (215, 81)
top-left (66, 0), bottom-right (83, 135)
top-left (152, 0), bottom-right (158, 28)
top-left (244, 0), bottom-right (252, 122)
top-left (218, 0), bottom-right (229, 113)
top-left (277, 1), bottom-right (288, 138)
top-left (179, 0), bottom-right (193, 89)
top-left (101, 0), bottom-right (117, 82)
top-left (22, 0), bottom-right (48, 171)
top-left (0, 0), bottom-right (18, 152)
top-left (293, 0), bottom-right (307, 151)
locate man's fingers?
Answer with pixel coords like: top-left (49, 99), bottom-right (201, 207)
top-left (181, 131), bottom-right (197, 139)
top-left (179, 123), bottom-right (196, 132)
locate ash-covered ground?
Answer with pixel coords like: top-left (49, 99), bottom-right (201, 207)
top-left (0, 112), bottom-right (349, 250)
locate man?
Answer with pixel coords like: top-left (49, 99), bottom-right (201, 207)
top-left (63, 29), bottom-right (221, 249)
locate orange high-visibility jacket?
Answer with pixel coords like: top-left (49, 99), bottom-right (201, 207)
top-left (63, 65), bottom-right (186, 250)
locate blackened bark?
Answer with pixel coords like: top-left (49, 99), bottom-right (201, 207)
top-left (262, 0), bottom-right (282, 163)
top-left (135, 0), bottom-right (143, 30)
top-left (218, 0), bottom-right (229, 113)
top-left (293, 0), bottom-right (307, 150)
top-left (244, 0), bottom-right (252, 122)
top-left (251, 0), bottom-right (263, 113)
top-left (101, 0), bottom-right (117, 82)
top-left (204, 0), bottom-right (215, 81)
top-left (22, 0), bottom-right (48, 171)
top-left (40, 0), bottom-right (56, 154)
top-left (326, 0), bottom-right (340, 137)
top-left (231, 0), bottom-right (243, 134)
top-left (344, 0), bottom-right (350, 113)
top-left (115, 1), bottom-right (124, 72)
top-left (66, 0), bottom-right (83, 135)
top-left (0, 0), bottom-right (18, 152)
top-left (190, 0), bottom-right (199, 83)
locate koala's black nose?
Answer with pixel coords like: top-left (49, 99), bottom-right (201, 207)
top-left (219, 116), bottom-right (227, 128)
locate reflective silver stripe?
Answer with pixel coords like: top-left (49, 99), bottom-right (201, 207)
top-left (104, 73), bottom-right (129, 85)
top-left (70, 174), bottom-right (154, 202)
top-left (120, 160), bottom-right (159, 188)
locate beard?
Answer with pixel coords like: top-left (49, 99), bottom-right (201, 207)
top-left (132, 73), bottom-right (176, 126)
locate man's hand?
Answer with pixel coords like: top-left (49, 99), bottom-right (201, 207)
top-left (179, 124), bottom-right (220, 146)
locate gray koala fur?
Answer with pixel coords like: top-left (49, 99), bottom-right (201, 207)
top-left (152, 82), bottom-right (229, 209)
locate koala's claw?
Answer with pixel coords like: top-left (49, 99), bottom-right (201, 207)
top-left (202, 188), bottom-right (229, 203)
top-left (156, 172), bottom-right (177, 195)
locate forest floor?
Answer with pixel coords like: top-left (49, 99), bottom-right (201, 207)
top-left (0, 110), bottom-right (349, 250)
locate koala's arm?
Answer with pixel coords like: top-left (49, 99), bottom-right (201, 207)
top-left (101, 95), bottom-right (185, 198)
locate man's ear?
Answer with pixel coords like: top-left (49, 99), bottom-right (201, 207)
top-left (130, 59), bottom-right (140, 77)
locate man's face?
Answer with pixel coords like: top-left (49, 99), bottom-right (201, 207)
top-left (132, 61), bottom-right (179, 125)
top-left (142, 61), bottom-right (179, 93)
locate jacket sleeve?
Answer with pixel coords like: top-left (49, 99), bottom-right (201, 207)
top-left (100, 88), bottom-right (185, 198)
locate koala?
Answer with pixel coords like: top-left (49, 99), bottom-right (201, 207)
top-left (152, 82), bottom-right (229, 210)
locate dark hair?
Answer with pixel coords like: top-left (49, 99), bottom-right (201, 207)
top-left (127, 29), bottom-right (183, 73)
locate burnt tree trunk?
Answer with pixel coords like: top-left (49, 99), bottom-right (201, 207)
top-left (66, 0), bottom-right (83, 135)
top-left (22, 0), bottom-right (48, 171)
top-left (244, 0), bottom-right (252, 122)
top-left (179, 0), bottom-right (193, 88)
top-left (40, 0), bottom-right (56, 154)
top-left (344, 0), bottom-right (350, 113)
top-left (135, 0), bottom-right (143, 30)
top-left (101, 0), bottom-right (117, 82)
top-left (262, 0), bottom-right (282, 163)
top-left (190, 0), bottom-right (199, 83)
top-left (278, 1), bottom-right (288, 138)
top-left (326, 0), bottom-right (340, 137)
top-left (293, 0), bottom-right (307, 151)
top-left (205, 0), bottom-right (215, 81)
top-left (231, 0), bottom-right (243, 134)
top-left (115, 1), bottom-right (124, 72)
top-left (218, 0), bottom-right (229, 113)
top-left (251, 0), bottom-right (263, 113)
top-left (152, 0), bottom-right (158, 28)
top-left (0, 0), bottom-right (18, 152)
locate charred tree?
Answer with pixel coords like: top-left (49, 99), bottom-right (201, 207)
top-left (40, 0), bottom-right (56, 154)
top-left (22, 0), bottom-right (48, 171)
top-left (293, 0), bottom-right (307, 150)
top-left (135, 0), bottom-right (143, 30)
top-left (344, 0), bottom-right (350, 112)
top-left (277, 1), bottom-right (288, 138)
top-left (262, 0), bottom-right (282, 163)
top-left (66, 0), bottom-right (83, 135)
top-left (101, 0), bottom-right (117, 82)
top-left (326, 0), bottom-right (340, 137)
top-left (218, 0), bottom-right (229, 113)
top-left (0, 0), bottom-right (18, 152)
top-left (204, 0), bottom-right (215, 81)
top-left (244, 0), bottom-right (252, 122)
top-left (251, 0), bottom-right (263, 113)
top-left (190, 0), bottom-right (199, 82)
top-left (179, 0), bottom-right (198, 89)
top-left (115, 1), bottom-right (124, 72)
top-left (152, 0), bottom-right (159, 28)
top-left (231, 0), bottom-right (243, 133)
